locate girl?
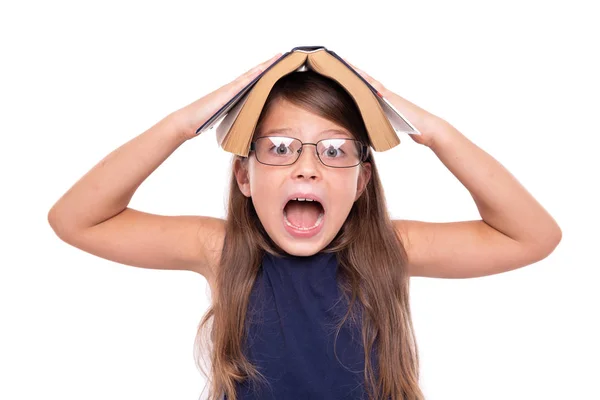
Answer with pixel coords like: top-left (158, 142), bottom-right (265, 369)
top-left (48, 52), bottom-right (562, 400)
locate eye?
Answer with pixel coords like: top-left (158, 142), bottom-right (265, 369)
top-left (323, 145), bottom-right (344, 158)
top-left (319, 139), bottom-right (348, 158)
top-left (269, 143), bottom-right (292, 156)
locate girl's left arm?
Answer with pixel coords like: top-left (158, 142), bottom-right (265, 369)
top-left (399, 121), bottom-right (562, 279)
top-left (346, 60), bottom-right (562, 279)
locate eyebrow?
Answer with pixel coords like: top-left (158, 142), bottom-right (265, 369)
top-left (259, 128), bottom-right (352, 137)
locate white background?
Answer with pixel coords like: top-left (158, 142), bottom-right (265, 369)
top-left (2, 0), bottom-right (598, 399)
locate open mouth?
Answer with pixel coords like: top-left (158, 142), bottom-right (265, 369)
top-left (283, 198), bottom-right (325, 232)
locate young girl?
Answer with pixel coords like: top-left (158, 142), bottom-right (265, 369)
top-left (48, 52), bottom-right (562, 400)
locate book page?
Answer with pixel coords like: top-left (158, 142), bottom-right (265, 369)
top-left (376, 95), bottom-right (422, 135)
top-left (214, 87), bottom-right (251, 146)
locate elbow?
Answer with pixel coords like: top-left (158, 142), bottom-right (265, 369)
top-left (548, 226), bottom-right (562, 253)
top-left (553, 225), bottom-right (563, 246)
top-left (48, 209), bottom-right (63, 237)
top-left (47, 208), bottom-right (58, 230)
top-left (47, 208), bottom-right (74, 240)
top-left (547, 221), bottom-right (563, 252)
top-left (47, 206), bottom-right (62, 231)
top-left (532, 225), bottom-right (562, 261)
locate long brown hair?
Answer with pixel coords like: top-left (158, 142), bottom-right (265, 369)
top-left (194, 70), bottom-right (424, 400)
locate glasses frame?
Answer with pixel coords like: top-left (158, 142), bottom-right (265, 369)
top-left (249, 136), bottom-right (370, 168)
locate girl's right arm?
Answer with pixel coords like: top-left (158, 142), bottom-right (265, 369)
top-left (48, 53), bottom-right (281, 285)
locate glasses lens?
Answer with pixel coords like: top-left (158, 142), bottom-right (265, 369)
top-left (255, 136), bottom-right (301, 165)
top-left (317, 138), bottom-right (361, 167)
top-left (254, 136), bottom-right (363, 167)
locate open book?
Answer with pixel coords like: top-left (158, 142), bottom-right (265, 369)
top-left (195, 46), bottom-right (421, 157)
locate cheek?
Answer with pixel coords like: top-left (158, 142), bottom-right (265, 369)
top-left (335, 170), bottom-right (360, 193)
top-left (248, 169), bottom-right (283, 221)
top-left (329, 171), bottom-right (361, 216)
top-left (335, 186), bottom-right (357, 203)
top-left (248, 165), bottom-right (277, 198)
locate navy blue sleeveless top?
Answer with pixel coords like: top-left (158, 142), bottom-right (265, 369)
top-left (223, 251), bottom-right (377, 400)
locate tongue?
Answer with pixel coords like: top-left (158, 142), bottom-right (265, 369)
top-left (285, 201), bottom-right (322, 228)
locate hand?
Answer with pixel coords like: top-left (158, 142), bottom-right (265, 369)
top-left (170, 53), bottom-right (283, 141)
top-left (342, 58), bottom-right (450, 148)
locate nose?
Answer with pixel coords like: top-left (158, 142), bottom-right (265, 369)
top-left (291, 144), bottom-right (320, 179)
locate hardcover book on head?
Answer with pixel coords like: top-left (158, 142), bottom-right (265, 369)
top-left (195, 46), bottom-right (421, 156)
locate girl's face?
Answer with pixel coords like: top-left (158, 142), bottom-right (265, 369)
top-left (234, 99), bottom-right (371, 257)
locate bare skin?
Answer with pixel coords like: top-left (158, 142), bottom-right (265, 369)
top-left (48, 52), bottom-right (562, 295)
top-left (48, 53), bottom-right (283, 291)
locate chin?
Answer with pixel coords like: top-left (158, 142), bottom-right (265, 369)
top-left (278, 242), bottom-right (326, 257)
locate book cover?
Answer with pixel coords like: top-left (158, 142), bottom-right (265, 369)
top-left (196, 46), bottom-right (422, 140)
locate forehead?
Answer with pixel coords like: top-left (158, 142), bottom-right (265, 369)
top-left (255, 99), bottom-right (354, 140)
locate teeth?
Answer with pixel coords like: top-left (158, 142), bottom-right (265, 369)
top-left (293, 197), bottom-right (314, 202)
top-left (284, 211), bottom-right (324, 231)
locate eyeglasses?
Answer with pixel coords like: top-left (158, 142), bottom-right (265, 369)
top-left (249, 136), bottom-right (369, 168)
